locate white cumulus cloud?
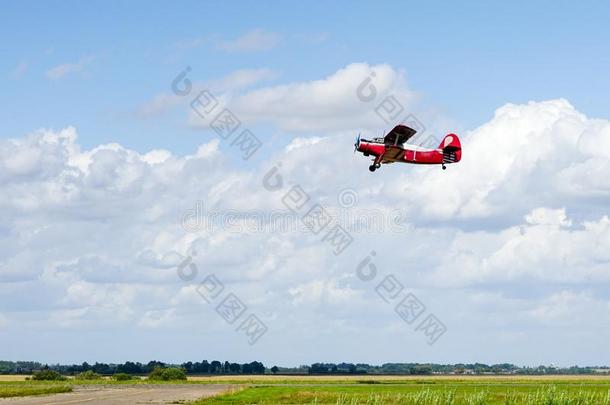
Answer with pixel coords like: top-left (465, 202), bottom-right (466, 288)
top-left (2, 77), bottom-right (610, 364)
top-left (216, 29), bottom-right (281, 53)
top-left (46, 55), bottom-right (96, 80)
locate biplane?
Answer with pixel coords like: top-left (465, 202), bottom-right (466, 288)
top-left (354, 125), bottom-right (462, 172)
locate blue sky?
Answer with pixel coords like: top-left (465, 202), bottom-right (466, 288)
top-left (1, 1), bottom-right (610, 367)
top-left (3, 1), bottom-right (610, 152)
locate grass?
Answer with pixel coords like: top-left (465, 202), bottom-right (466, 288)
top-left (187, 376), bottom-right (610, 405)
top-left (0, 382), bottom-right (72, 398)
top-left (191, 386), bottom-right (610, 404)
top-left (3, 375), bottom-right (610, 403)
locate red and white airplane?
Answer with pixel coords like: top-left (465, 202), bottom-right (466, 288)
top-left (354, 124), bottom-right (462, 172)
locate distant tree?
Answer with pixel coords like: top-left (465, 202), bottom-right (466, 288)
top-left (117, 361), bottom-right (143, 374)
top-left (92, 363), bottom-right (112, 375)
top-left (309, 363), bottom-right (327, 374)
top-left (0, 361), bottom-right (14, 374)
top-left (76, 370), bottom-right (102, 380)
top-left (182, 361), bottom-right (193, 374)
top-left (210, 361), bottom-right (222, 374)
top-left (32, 370), bottom-right (66, 381)
top-left (410, 365), bottom-right (432, 375)
top-left (148, 367), bottom-right (187, 381)
top-left (246, 361), bottom-right (265, 374)
top-left (148, 367), bottom-right (166, 380)
top-left (146, 361), bottom-right (165, 373)
top-left (271, 366), bottom-right (279, 374)
top-left (112, 373), bottom-right (134, 381)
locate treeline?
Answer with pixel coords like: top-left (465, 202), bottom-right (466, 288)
top-left (1, 360), bottom-right (609, 376)
top-left (0, 360), bottom-right (265, 375)
top-left (297, 363), bottom-right (610, 375)
top-left (303, 362), bottom-right (520, 375)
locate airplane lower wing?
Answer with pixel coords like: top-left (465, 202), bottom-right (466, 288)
top-left (380, 145), bottom-right (405, 163)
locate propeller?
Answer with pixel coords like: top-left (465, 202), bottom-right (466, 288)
top-left (353, 133), bottom-right (361, 153)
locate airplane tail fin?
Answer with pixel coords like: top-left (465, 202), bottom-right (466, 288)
top-left (438, 133), bottom-right (462, 164)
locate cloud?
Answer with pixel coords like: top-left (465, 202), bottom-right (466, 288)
top-left (216, 29), bottom-right (281, 53)
top-left (376, 99), bottom-right (610, 225)
top-left (136, 68), bottom-right (277, 118)
top-left (288, 279), bottom-right (360, 305)
top-left (138, 308), bottom-right (176, 328)
top-left (188, 62), bottom-right (419, 132)
top-left (525, 207), bottom-right (572, 227)
top-left (3, 89), bottom-right (610, 363)
top-left (45, 55), bottom-right (96, 80)
top-left (427, 209), bottom-right (610, 287)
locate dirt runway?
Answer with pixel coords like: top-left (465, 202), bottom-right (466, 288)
top-left (0, 384), bottom-right (232, 404)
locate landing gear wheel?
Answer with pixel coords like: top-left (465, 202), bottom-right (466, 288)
top-left (442, 164), bottom-right (447, 170)
top-left (376, 163), bottom-right (381, 169)
top-left (369, 165), bottom-right (376, 172)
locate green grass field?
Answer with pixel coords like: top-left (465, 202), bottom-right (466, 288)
top-left (190, 385), bottom-right (610, 404)
top-left (187, 376), bottom-right (610, 404)
top-left (0, 382), bottom-right (72, 398)
top-left (3, 375), bottom-right (610, 403)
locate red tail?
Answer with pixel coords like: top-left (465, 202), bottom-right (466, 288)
top-left (439, 133), bottom-right (461, 163)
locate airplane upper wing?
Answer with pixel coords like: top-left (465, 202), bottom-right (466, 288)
top-left (383, 125), bottom-right (417, 145)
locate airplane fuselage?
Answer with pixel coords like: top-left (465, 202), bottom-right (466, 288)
top-left (355, 132), bottom-right (461, 172)
top-left (357, 141), bottom-right (446, 165)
